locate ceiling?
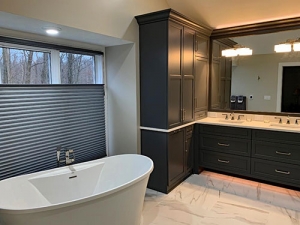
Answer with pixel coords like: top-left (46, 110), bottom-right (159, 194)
top-left (167, 0), bottom-right (300, 29)
top-left (1, 1), bottom-right (300, 47)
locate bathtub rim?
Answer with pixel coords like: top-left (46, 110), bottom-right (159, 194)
top-left (0, 154), bottom-right (153, 214)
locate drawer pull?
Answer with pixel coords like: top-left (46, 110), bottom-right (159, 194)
top-left (275, 169), bottom-right (290, 175)
top-left (218, 142), bottom-right (230, 147)
top-left (218, 159), bottom-right (229, 164)
top-left (275, 151), bottom-right (291, 156)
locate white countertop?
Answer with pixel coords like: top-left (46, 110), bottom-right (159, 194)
top-left (196, 117), bottom-right (300, 133)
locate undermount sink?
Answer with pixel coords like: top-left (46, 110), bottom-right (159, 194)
top-left (269, 123), bottom-right (300, 128)
top-left (218, 119), bottom-right (244, 124)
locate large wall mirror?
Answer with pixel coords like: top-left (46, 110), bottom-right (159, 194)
top-left (209, 18), bottom-right (300, 115)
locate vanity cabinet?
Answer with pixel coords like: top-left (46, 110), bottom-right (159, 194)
top-left (198, 124), bottom-right (300, 189)
top-left (136, 9), bottom-right (211, 129)
top-left (251, 129), bottom-right (300, 188)
top-left (199, 124), bottom-right (251, 176)
top-left (141, 125), bottom-right (194, 193)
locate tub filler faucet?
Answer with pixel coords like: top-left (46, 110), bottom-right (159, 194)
top-left (57, 146), bottom-right (75, 167)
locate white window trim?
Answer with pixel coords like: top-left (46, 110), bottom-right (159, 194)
top-left (50, 50), bottom-right (60, 84)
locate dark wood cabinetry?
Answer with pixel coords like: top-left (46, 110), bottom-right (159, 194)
top-left (136, 9), bottom-right (211, 129)
top-left (141, 126), bottom-right (194, 193)
top-left (136, 9), bottom-right (212, 193)
top-left (198, 124), bottom-right (300, 189)
top-left (199, 124), bottom-right (251, 176)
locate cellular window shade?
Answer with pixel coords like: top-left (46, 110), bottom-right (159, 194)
top-left (0, 85), bottom-right (106, 180)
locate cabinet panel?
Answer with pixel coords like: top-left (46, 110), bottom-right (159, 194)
top-left (185, 126), bottom-right (194, 172)
top-left (183, 76), bottom-right (194, 123)
top-left (212, 42), bottom-right (220, 61)
top-left (251, 158), bottom-right (300, 188)
top-left (200, 151), bottom-right (250, 175)
top-left (252, 129), bottom-right (300, 144)
top-left (200, 124), bottom-right (251, 138)
top-left (183, 28), bottom-right (194, 75)
top-left (195, 57), bottom-right (208, 112)
top-left (168, 129), bottom-right (185, 185)
top-left (200, 134), bottom-right (251, 156)
top-left (195, 34), bottom-right (208, 58)
top-left (169, 76), bottom-right (182, 127)
top-left (252, 140), bottom-right (300, 164)
top-left (168, 22), bottom-right (182, 75)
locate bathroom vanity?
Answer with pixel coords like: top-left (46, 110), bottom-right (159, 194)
top-left (136, 8), bottom-right (300, 193)
top-left (197, 117), bottom-right (300, 189)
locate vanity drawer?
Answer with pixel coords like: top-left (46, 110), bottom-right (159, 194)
top-left (200, 151), bottom-right (250, 175)
top-left (252, 129), bottom-right (300, 144)
top-left (200, 134), bottom-right (251, 156)
top-left (252, 140), bottom-right (300, 164)
top-left (200, 124), bottom-right (251, 138)
top-left (251, 159), bottom-right (300, 188)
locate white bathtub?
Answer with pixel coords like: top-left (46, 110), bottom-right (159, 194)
top-left (0, 154), bottom-right (153, 225)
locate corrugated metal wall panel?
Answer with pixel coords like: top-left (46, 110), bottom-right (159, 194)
top-left (0, 85), bottom-right (106, 180)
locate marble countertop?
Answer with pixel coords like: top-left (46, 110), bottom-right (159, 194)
top-left (196, 117), bottom-right (300, 133)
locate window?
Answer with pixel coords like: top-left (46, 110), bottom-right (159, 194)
top-left (0, 42), bottom-right (103, 85)
top-left (0, 47), bottom-right (50, 84)
top-left (60, 52), bottom-right (95, 84)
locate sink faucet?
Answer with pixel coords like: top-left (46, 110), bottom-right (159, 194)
top-left (275, 117), bottom-right (282, 124)
top-left (237, 115), bottom-right (244, 120)
top-left (57, 146), bottom-right (75, 167)
top-left (286, 116), bottom-right (290, 124)
top-left (222, 113), bottom-right (229, 120)
top-left (230, 112), bottom-right (235, 120)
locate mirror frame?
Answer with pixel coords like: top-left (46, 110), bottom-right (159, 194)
top-left (209, 16), bottom-right (300, 116)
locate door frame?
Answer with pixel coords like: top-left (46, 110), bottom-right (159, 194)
top-left (276, 62), bottom-right (300, 112)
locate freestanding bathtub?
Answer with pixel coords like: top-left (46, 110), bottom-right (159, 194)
top-left (0, 154), bottom-right (153, 225)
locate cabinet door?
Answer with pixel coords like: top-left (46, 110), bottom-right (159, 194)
top-left (195, 34), bottom-right (208, 58)
top-left (185, 130), bottom-right (193, 172)
top-left (168, 129), bottom-right (185, 185)
top-left (182, 28), bottom-right (195, 123)
top-left (211, 61), bottom-right (220, 109)
top-left (194, 57), bottom-right (208, 112)
top-left (168, 22), bottom-right (183, 128)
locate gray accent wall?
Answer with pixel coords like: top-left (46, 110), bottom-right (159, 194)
top-left (0, 85), bottom-right (106, 180)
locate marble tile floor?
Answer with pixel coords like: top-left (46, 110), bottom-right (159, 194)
top-left (142, 171), bottom-right (300, 225)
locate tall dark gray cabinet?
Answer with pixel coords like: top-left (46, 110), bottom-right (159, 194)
top-left (136, 9), bottom-right (212, 193)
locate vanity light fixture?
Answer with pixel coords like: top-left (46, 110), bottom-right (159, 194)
top-left (221, 45), bottom-right (253, 57)
top-left (293, 42), bottom-right (300, 51)
top-left (274, 38), bottom-right (300, 52)
top-left (43, 27), bottom-right (61, 36)
top-left (274, 43), bottom-right (292, 53)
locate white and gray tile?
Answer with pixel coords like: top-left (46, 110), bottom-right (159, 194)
top-left (142, 171), bottom-right (300, 225)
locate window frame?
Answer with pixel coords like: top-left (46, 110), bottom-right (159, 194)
top-left (0, 36), bottom-right (104, 85)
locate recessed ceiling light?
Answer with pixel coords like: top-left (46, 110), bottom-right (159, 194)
top-left (44, 27), bottom-right (61, 36)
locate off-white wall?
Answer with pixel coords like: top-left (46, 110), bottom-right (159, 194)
top-left (0, 0), bottom-right (169, 156)
top-left (0, 0), bottom-right (169, 41)
top-left (231, 53), bottom-right (300, 112)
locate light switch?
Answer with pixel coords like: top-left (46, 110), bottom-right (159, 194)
top-left (264, 95), bottom-right (271, 100)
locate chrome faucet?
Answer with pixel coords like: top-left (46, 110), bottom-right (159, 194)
top-left (57, 146), bottom-right (75, 167)
top-left (286, 116), bottom-right (290, 124)
top-left (237, 115), bottom-right (244, 120)
top-left (275, 117), bottom-right (282, 124)
top-left (230, 112), bottom-right (235, 120)
top-left (222, 113), bottom-right (229, 120)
